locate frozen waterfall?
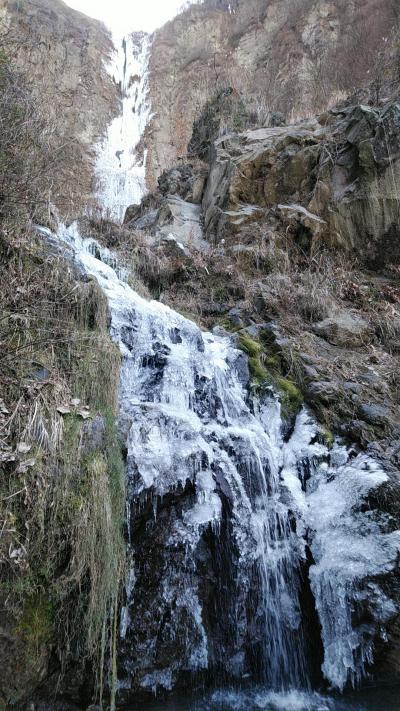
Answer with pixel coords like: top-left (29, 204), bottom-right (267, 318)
top-left (52, 220), bottom-right (400, 699)
top-left (43, 30), bottom-right (400, 703)
top-left (95, 32), bottom-right (151, 222)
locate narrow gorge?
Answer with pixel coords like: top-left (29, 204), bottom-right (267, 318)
top-left (1, 2), bottom-right (400, 711)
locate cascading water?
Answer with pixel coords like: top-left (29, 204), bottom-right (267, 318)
top-left (42, 27), bottom-right (400, 711)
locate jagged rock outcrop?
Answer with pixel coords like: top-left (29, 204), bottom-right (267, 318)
top-left (145, 0), bottom-right (400, 187)
top-left (1, 0), bottom-right (119, 217)
top-left (123, 95), bottom-right (400, 466)
top-left (202, 101), bottom-right (400, 268)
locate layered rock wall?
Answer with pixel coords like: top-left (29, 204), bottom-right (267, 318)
top-left (146, 0), bottom-right (400, 187)
top-left (1, 0), bottom-right (119, 217)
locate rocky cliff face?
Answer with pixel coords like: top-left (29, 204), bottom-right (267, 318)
top-left (1, 0), bottom-right (119, 218)
top-left (126, 97), bottom-right (400, 462)
top-left (203, 102), bottom-right (400, 267)
top-left (145, 0), bottom-right (400, 188)
top-left (3, 0), bottom-right (398, 214)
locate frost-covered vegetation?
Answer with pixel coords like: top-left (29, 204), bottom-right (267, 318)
top-left (0, 49), bottom-right (125, 708)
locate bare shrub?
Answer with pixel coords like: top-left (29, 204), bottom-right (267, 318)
top-left (0, 48), bottom-right (59, 227)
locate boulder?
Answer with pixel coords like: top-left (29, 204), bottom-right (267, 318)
top-left (343, 381), bottom-right (363, 394)
top-left (313, 311), bottom-right (373, 348)
top-left (344, 104), bottom-right (379, 145)
top-left (269, 111), bottom-right (286, 127)
top-left (157, 164), bottom-right (196, 201)
top-left (124, 203), bottom-right (141, 223)
top-left (161, 234), bottom-right (192, 262)
top-left (129, 208), bottom-right (160, 231)
top-left (303, 364), bottom-right (320, 380)
top-left (306, 380), bottom-right (340, 404)
top-left (359, 404), bottom-right (392, 428)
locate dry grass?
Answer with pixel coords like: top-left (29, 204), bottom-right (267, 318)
top-left (0, 231), bottom-right (125, 704)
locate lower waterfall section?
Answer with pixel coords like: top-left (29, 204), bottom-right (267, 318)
top-left (52, 222), bottom-right (400, 702)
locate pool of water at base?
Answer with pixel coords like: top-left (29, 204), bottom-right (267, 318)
top-left (123, 686), bottom-right (400, 711)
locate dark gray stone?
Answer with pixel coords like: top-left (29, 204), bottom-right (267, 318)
top-left (81, 416), bottom-right (106, 454)
top-left (303, 365), bottom-right (319, 380)
top-left (306, 381), bottom-right (339, 404)
top-left (124, 203), bottom-right (141, 223)
top-left (270, 111), bottom-right (286, 127)
top-left (30, 366), bottom-right (51, 381)
top-left (338, 419), bottom-right (371, 443)
top-left (158, 164), bottom-right (195, 201)
top-left (202, 302), bottom-right (230, 316)
top-left (129, 208), bottom-right (160, 231)
top-left (228, 307), bottom-right (245, 327)
top-left (233, 351), bottom-right (250, 389)
top-left (344, 381), bottom-right (363, 394)
top-left (359, 404), bottom-right (391, 427)
top-left (344, 105), bottom-right (379, 145)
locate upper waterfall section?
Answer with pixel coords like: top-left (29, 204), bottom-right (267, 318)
top-left (95, 31), bottom-right (152, 223)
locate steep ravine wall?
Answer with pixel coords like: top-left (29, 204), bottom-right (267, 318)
top-left (145, 0), bottom-right (400, 187)
top-left (1, 0), bottom-right (119, 218)
top-left (3, 0), bottom-right (398, 208)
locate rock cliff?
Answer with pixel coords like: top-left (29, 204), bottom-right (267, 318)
top-left (1, 0), bottom-right (119, 217)
top-left (145, 0), bottom-right (400, 187)
top-left (117, 97), bottom-right (400, 696)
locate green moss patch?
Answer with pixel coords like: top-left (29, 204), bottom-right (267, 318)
top-left (277, 377), bottom-right (304, 417)
top-left (16, 594), bottom-right (54, 657)
top-left (237, 330), bottom-right (304, 417)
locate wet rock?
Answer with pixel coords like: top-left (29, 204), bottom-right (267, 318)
top-left (339, 420), bottom-right (372, 444)
top-left (313, 312), bottom-right (373, 348)
top-left (228, 307), bottom-right (245, 327)
top-left (232, 351), bottom-right (250, 388)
